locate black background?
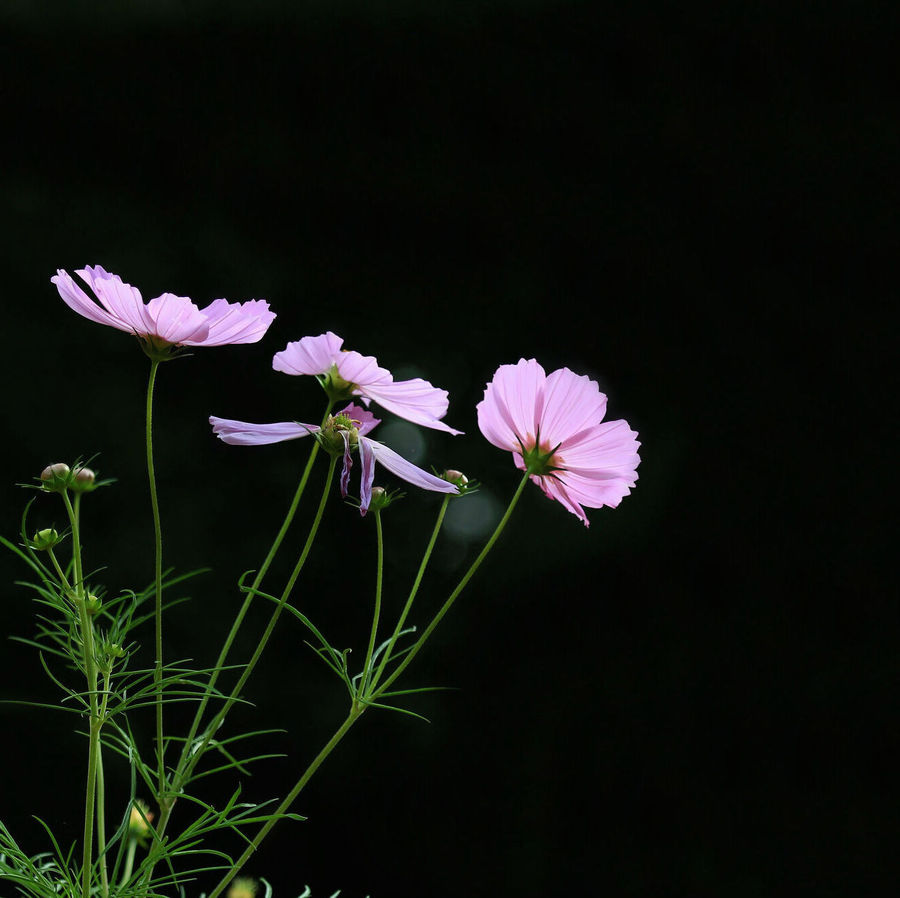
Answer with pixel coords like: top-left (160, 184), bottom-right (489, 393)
top-left (0, 3), bottom-right (894, 897)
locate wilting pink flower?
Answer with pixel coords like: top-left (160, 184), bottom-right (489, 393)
top-left (51, 265), bottom-right (275, 348)
top-left (271, 332), bottom-right (462, 434)
top-left (477, 359), bottom-right (640, 527)
top-left (210, 403), bottom-right (458, 515)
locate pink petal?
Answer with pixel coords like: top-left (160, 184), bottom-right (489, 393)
top-left (272, 332), bottom-right (344, 375)
top-left (76, 265), bottom-right (154, 336)
top-left (559, 419), bottom-right (641, 480)
top-left (145, 293), bottom-right (210, 345)
top-left (476, 359), bottom-right (546, 451)
top-left (539, 367), bottom-right (608, 448)
top-left (361, 378), bottom-right (463, 434)
top-left (337, 403), bottom-right (381, 436)
top-left (365, 438), bottom-right (459, 495)
top-left (357, 436), bottom-right (377, 515)
top-left (209, 416), bottom-right (316, 446)
top-left (339, 431), bottom-right (353, 497)
top-left (51, 269), bottom-right (129, 331)
top-left (189, 298), bottom-right (276, 347)
top-left (336, 350), bottom-right (392, 388)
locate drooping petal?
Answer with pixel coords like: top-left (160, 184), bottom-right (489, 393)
top-left (145, 293), bottom-right (210, 345)
top-left (539, 367), bottom-right (608, 448)
top-left (360, 378), bottom-right (463, 434)
top-left (365, 438), bottom-right (460, 495)
top-left (209, 417), bottom-right (316, 446)
top-left (190, 298), bottom-right (276, 346)
top-left (51, 269), bottom-right (129, 331)
top-left (272, 332), bottom-right (344, 375)
top-left (339, 431), bottom-right (353, 498)
top-left (357, 435), bottom-right (377, 515)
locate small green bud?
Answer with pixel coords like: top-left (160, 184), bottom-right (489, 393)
top-left (40, 463), bottom-right (70, 492)
top-left (71, 467), bottom-right (96, 492)
top-left (31, 527), bottom-right (61, 551)
top-left (443, 469), bottom-right (468, 485)
top-left (85, 594), bottom-right (102, 615)
top-left (108, 642), bottom-right (126, 659)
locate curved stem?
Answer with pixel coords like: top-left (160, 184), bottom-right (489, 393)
top-left (374, 472), bottom-right (530, 698)
top-left (172, 403), bottom-right (333, 789)
top-left (358, 510), bottom-right (384, 701)
top-left (145, 358), bottom-right (166, 798)
top-left (206, 708), bottom-right (362, 898)
top-left (369, 495), bottom-right (450, 692)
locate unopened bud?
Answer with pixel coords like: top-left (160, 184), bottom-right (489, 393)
top-left (443, 469), bottom-right (468, 485)
top-left (128, 800), bottom-right (154, 840)
top-left (108, 642), bottom-right (126, 659)
top-left (40, 463), bottom-right (70, 492)
top-left (227, 878), bottom-right (259, 898)
top-left (71, 467), bottom-right (96, 492)
top-left (85, 594), bottom-right (102, 615)
top-left (31, 528), bottom-right (61, 551)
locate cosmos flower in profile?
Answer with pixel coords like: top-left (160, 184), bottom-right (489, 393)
top-left (271, 331), bottom-right (462, 434)
top-left (210, 404), bottom-right (458, 515)
top-left (476, 359), bottom-right (640, 527)
top-left (51, 265), bottom-right (275, 349)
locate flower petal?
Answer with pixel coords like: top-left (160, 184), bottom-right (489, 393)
top-left (209, 417), bottom-right (316, 446)
top-left (51, 269), bottom-right (129, 331)
top-left (539, 367), bottom-right (608, 448)
top-left (336, 350), bottom-right (392, 388)
top-left (361, 378), bottom-right (462, 434)
top-left (145, 293), bottom-right (210, 345)
top-left (476, 359), bottom-right (546, 451)
top-left (338, 403), bottom-right (381, 436)
top-left (272, 332), bottom-right (344, 375)
top-left (365, 438), bottom-right (459, 494)
top-left (76, 265), bottom-right (154, 336)
top-left (339, 431), bottom-right (353, 497)
top-left (357, 436), bottom-right (377, 515)
top-left (189, 298), bottom-right (276, 346)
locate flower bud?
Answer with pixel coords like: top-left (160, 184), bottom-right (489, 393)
top-left (71, 467), bottom-right (96, 492)
top-left (227, 878), bottom-right (259, 898)
top-left (31, 528), bottom-right (61, 551)
top-left (442, 469), bottom-right (468, 485)
top-left (128, 800), bottom-right (154, 841)
top-left (85, 594), bottom-right (102, 615)
top-left (40, 463), bottom-right (70, 492)
top-left (317, 413), bottom-right (358, 457)
top-left (108, 642), bottom-right (126, 659)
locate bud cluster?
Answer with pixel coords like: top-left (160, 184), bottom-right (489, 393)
top-left (38, 462), bottom-right (102, 494)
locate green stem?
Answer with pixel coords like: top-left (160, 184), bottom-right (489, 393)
top-left (95, 738), bottom-right (109, 898)
top-left (64, 490), bottom-right (101, 898)
top-left (180, 456), bottom-right (338, 785)
top-left (369, 495), bottom-right (450, 692)
top-left (145, 358), bottom-right (166, 799)
top-left (45, 546), bottom-right (73, 593)
top-left (374, 472), bottom-right (530, 698)
top-left (358, 510), bottom-right (384, 701)
top-left (120, 838), bottom-right (137, 888)
top-left (206, 709), bottom-right (362, 898)
top-left (171, 403), bottom-right (333, 791)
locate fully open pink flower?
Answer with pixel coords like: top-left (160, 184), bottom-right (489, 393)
top-left (51, 265), bottom-right (276, 348)
top-left (477, 359), bottom-right (640, 527)
top-left (210, 403), bottom-right (458, 515)
top-left (271, 332), bottom-right (462, 434)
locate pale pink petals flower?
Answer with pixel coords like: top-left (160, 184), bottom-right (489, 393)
top-left (271, 331), bottom-right (462, 434)
top-left (51, 265), bottom-right (275, 348)
top-left (477, 359), bottom-right (640, 527)
top-left (210, 403), bottom-right (458, 515)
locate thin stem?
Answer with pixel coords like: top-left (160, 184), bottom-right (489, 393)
top-left (145, 358), bottom-right (166, 799)
top-left (358, 510), bottom-right (384, 701)
top-left (64, 490), bottom-right (101, 898)
top-left (180, 456), bottom-right (338, 785)
top-left (374, 472), bottom-right (530, 698)
top-left (120, 839), bottom-right (137, 888)
top-left (369, 495), bottom-right (450, 691)
top-left (206, 709), bottom-right (362, 898)
top-left (95, 669), bottom-right (112, 898)
top-left (45, 546), bottom-right (73, 593)
top-left (172, 403), bottom-right (333, 789)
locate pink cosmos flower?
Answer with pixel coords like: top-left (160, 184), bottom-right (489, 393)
top-left (210, 403), bottom-right (458, 515)
top-left (477, 359), bottom-right (640, 527)
top-left (51, 265), bottom-right (275, 348)
top-left (271, 332), bottom-right (462, 434)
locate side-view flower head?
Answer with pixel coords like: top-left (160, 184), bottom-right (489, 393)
top-left (477, 359), bottom-right (641, 527)
top-left (210, 403), bottom-right (459, 515)
top-left (51, 265), bottom-right (276, 349)
top-left (271, 331), bottom-right (462, 434)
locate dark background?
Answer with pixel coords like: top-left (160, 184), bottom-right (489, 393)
top-left (0, 2), bottom-right (894, 896)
